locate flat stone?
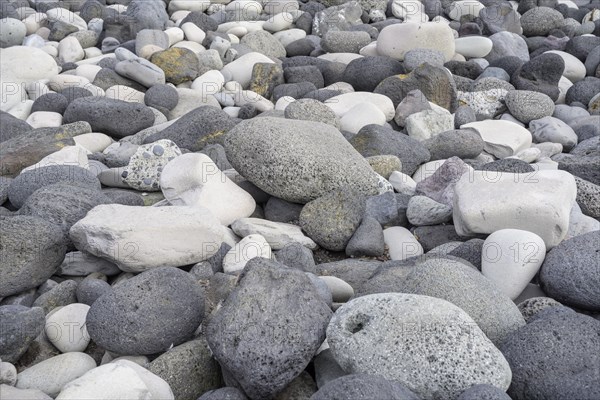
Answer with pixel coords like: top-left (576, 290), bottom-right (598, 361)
top-left (45, 304), bottom-right (90, 353)
top-left (231, 218), bottom-right (317, 250)
top-left (461, 120), bottom-right (532, 158)
top-left (383, 226), bottom-right (424, 261)
top-left (376, 22), bottom-right (455, 61)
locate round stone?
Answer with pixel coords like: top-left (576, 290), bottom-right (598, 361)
top-left (376, 22), bottom-right (455, 62)
top-left (505, 90), bottom-right (555, 124)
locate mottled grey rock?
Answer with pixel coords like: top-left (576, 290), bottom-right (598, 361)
top-left (76, 278), bottom-right (112, 306)
top-left (415, 156), bottom-right (471, 207)
top-left (206, 258), bottom-right (332, 400)
top-left (457, 384), bottom-right (511, 400)
top-left (406, 195), bottom-right (452, 226)
top-left (144, 84), bottom-right (179, 111)
top-left (501, 312), bottom-right (600, 400)
top-left (505, 90), bottom-right (555, 124)
top-left (404, 49), bottom-right (445, 72)
top-left (520, 7), bottom-right (564, 36)
top-left (284, 98), bottom-right (339, 127)
top-left (321, 31), bottom-right (371, 54)
top-left (529, 116), bottom-right (578, 151)
top-left (517, 297), bottom-right (564, 323)
top-left (0, 306), bottom-right (45, 364)
top-left (454, 105), bottom-right (476, 128)
top-left (241, 31), bottom-right (286, 58)
top-left (0, 216), bottom-right (67, 298)
top-left (479, 158), bottom-right (534, 173)
top-left (345, 216), bottom-right (385, 257)
top-left (312, 2), bottom-right (363, 37)
top-left (0, 111), bottom-right (32, 143)
top-left (93, 68), bottom-right (147, 92)
top-left (274, 371), bottom-right (317, 400)
top-left (511, 53), bottom-right (564, 101)
top-left (86, 267), bottom-right (205, 355)
top-left (316, 260), bottom-right (382, 291)
top-left (574, 176), bottom-right (600, 219)
top-left (0, 177), bottom-right (12, 205)
top-left (275, 242), bottom-right (317, 273)
top-left (539, 231), bottom-right (600, 311)
top-left (150, 47), bottom-right (200, 85)
top-left (342, 56), bottom-right (405, 92)
top-left (448, 238), bottom-right (485, 270)
top-left (300, 188), bottom-right (366, 251)
top-left (565, 76), bottom-right (600, 106)
top-left (393, 89), bottom-right (431, 128)
top-left (31, 93), bottom-right (69, 115)
top-left (424, 129), bottom-right (484, 161)
top-left (264, 197), bottom-right (304, 223)
top-left (31, 280), bottom-right (78, 314)
top-left (480, 3), bottom-right (522, 35)
top-left (123, 0), bottom-right (169, 40)
top-left (311, 374), bottom-right (419, 400)
top-left (198, 387), bottom-right (248, 400)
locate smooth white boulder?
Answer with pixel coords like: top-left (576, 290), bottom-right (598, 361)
top-left (325, 92), bottom-right (395, 121)
top-left (191, 70), bottom-right (225, 95)
top-left (69, 205), bottom-right (225, 272)
top-left (545, 50), bottom-right (586, 82)
top-left (389, 171), bottom-right (417, 195)
top-left (223, 234), bottom-right (272, 273)
top-left (25, 111), bottom-right (63, 128)
top-left (263, 12), bottom-right (294, 32)
top-left (461, 120), bottom-right (532, 158)
top-left (105, 85), bottom-right (145, 103)
top-left (339, 102), bottom-right (386, 133)
top-left (45, 304), bottom-right (90, 353)
top-left (455, 36), bottom-right (493, 58)
top-left (376, 22), bottom-right (455, 61)
top-left (482, 229), bottom-right (546, 300)
top-left (383, 226), bottom-right (424, 260)
top-left (220, 52), bottom-right (274, 88)
top-left (181, 22), bottom-right (206, 43)
top-left (58, 36), bottom-right (84, 64)
top-left (453, 170), bottom-right (577, 249)
top-left (405, 109), bottom-right (454, 141)
top-left (160, 153), bottom-right (256, 226)
top-left (111, 360), bottom-right (173, 400)
top-left (231, 218), bottom-right (317, 250)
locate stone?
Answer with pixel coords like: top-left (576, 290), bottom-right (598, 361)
top-left (45, 303), bottom-right (90, 353)
top-left (424, 129), bottom-right (484, 160)
top-left (249, 62), bottom-right (284, 99)
top-left (461, 120), bottom-right (532, 158)
top-left (573, 176), bottom-right (600, 219)
top-left (224, 117), bottom-right (383, 204)
top-left (505, 90), bottom-right (555, 124)
top-left (383, 226), bottom-right (423, 261)
top-left (0, 361), bottom-right (17, 386)
top-left (76, 278), bottom-right (112, 306)
top-left (223, 234), bottom-right (272, 274)
top-left (0, 216), bottom-right (67, 298)
top-left (376, 22), bottom-right (455, 61)
top-left (529, 116), bottom-right (578, 151)
top-left (455, 36), bottom-right (493, 59)
top-left (511, 53), bottom-right (564, 101)
top-left (198, 387), bottom-right (248, 400)
top-left (312, 2), bottom-right (363, 37)
top-left (121, 139), bottom-right (181, 191)
top-left (231, 218), bottom-right (317, 250)
top-left (453, 170), bottom-right (577, 249)
top-left (501, 312), bottom-right (600, 400)
top-left (206, 258), bottom-right (332, 399)
top-left (405, 109), bottom-right (454, 141)
top-left (345, 216), bottom-right (385, 257)
top-left (517, 297), bottom-right (563, 323)
top-left (241, 31), bottom-right (286, 58)
top-left (456, 89), bottom-right (508, 120)
top-left (342, 56), bottom-right (405, 92)
top-left (545, 50), bottom-right (586, 83)
top-left (0, 306), bottom-right (45, 363)
top-left (486, 32), bottom-right (530, 62)
top-left (415, 156), bottom-right (472, 208)
top-left (1, 384), bottom-right (52, 399)
top-left (521, 7), bottom-right (565, 36)
top-left (339, 102), bottom-right (387, 134)
top-left (457, 384), bottom-right (511, 400)
top-left (21, 145), bottom-right (89, 173)
top-left (321, 31), bottom-right (371, 54)
top-left (406, 195), bottom-right (452, 226)
top-left (565, 77), bottom-right (600, 106)
top-left (299, 188), bottom-right (366, 252)
top-left (284, 98), bottom-right (339, 127)
top-left (87, 267), bottom-right (204, 355)
top-left (274, 242), bottom-right (316, 273)
top-left (15, 352), bottom-right (96, 397)
top-left (222, 52), bottom-right (275, 89)
top-left (403, 49), bottom-right (445, 72)
top-left (144, 84), bottom-right (178, 111)
top-left (324, 92), bottom-right (394, 121)
top-left (480, 3), bottom-right (522, 35)
top-left (539, 231), bottom-right (599, 311)
top-left (149, 337), bottom-right (221, 400)
top-left (393, 89), bottom-right (431, 128)
top-left (311, 374), bottom-right (419, 400)
top-left (327, 293), bottom-right (512, 399)
top-left (63, 97), bottom-right (155, 139)
top-left (31, 279), bottom-right (78, 315)
top-left (69, 205), bottom-right (224, 272)
top-left (150, 47), bottom-right (199, 85)
top-left (479, 159), bottom-right (534, 174)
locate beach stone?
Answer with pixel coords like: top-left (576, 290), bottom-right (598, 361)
top-left (206, 258), bottom-right (332, 399)
top-left (383, 226), bottom-right (423, 261)
top-left (299, 188), bottom-right (366, 252)
top-left (249, 62), bottom-right (284, 99)
top-left (539, 230), bottom-right (599, 310)
top-left (322, 31), bottom-right (371, 54)
top-left (517, 297), bottom-right (563, 323)
top-left (455, 36), bottom-right (493, 59)
top-left (376, 22), bottom-right (455, 61)
top-left (121, 139), bottom-right (181, 192)
top-left (573, 176), bottom-right (600, 219)
top-left (0, 18), bottom-right (26, 48)
top-left (0, 306), bottom-right (45, 363)
top-left (224, 117), bottom-right (383, 204)
top-left (521, 7), bottom-right (565, 36)
top-left (144, 84), bottom-right (179, 111)
top-left (501, 312), bottom-right (600, 400)
top-left (87, 267), bottom-right (204, 355)
top-left (457, 384), bottom-right (511, 400)
top-left (406, 195), bottom-right (452, 226)
top-left (45, 303), bottom-right (90, 353)
top-left (231, 218), bottom-right (317, 250)
top-left (0, 361), bottom-right (17, 385)
top-left (529, 116), bottom-right (577, 151)
top-left (114, 57), bottom-right (166, 88)
top-left (453, 170), bottom-right (577, 249)
top-left (223, 234), bottom-right (272, 274)
top-left (479, 159), bottom-right (534, 174)
top-left (222, 52), bottom-right (275, 89)
top-left (424, 129), bottom-right (484, 160)
top-left (241, 30), bottom-right (286, 58)
top-left (198, 387), bottom-right (248, 400)
top-left (345, 216), bottom-right (385, 257)
top-left (0, 216), bottom-right (67, 298)
top-left (70, 204), bottom-right (224, 272)
top-left (480, 3), bottom-right (522, 35)
top-left (461, 120), bottom-right (532, 158)
top-left (339, 102), bottom-right (387, 134)
top-left (415, 157), bottom-right (471, 207)
top-left (342, 56), bottom-right (405, 92)
top-left (284, 98), bottom-right (340, 127)
top-left (31, 93), bottom-right (68, 115)
top-left (0, 385), bottom-right (52, 399)
top-left (324, 92), bottom-right (394, 121)
top-left (505, 90), bottom-right (555, 124)
top-left (393, 89), bottom-right (431, 127)
top-left (32, 279), bottom-right (78, 315)
top-left (511, 53), bottom-right (564, 101)
top-left (150, 47), bottom-right (199, 85)
top-left (405, 109), bottom-right (454, 141)
top-left (76, 278), bottom-right (112, 306)
top-left (149, 337), bottom-right (221, 400)
top-left (486, 32), bottom-right (530, 62)
top-left (274, 242), bottom-right (316, 273)
top-left (456, 89), bottom-right (507, 119)
top-left (327, 293), bottom-right (512, 399)
top-left (63, 97), bottom-right (155, 139)
top-left (366, 155), bottom-right (402, 180)
top-left (263, 197), bottom-right (303, 223)
top-left (143, 106), bottom-right (236, 151)
top-left (404, 49), bottom-right (445, 72)
top-left (565, 77), bottom-right (600, 106)
top-left (312, 2), bottom-right (363, 37)
top-left (545, 50), bottom-right (586, 83)
top-left (0, 111), bottom-right (32, 142)
top-left (311, 374), bottom-right (419, 400)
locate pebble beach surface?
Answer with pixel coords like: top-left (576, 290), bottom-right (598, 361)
top-left (0, 0), bottom-right (599, 399)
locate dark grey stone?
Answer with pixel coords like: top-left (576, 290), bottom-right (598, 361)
top-left (284, 66), bottom-right (324, 89)
top-left (511, 53), bottom-right (564, 101)
top-left (275, 242), bottom-right (316, 273)
top-left (313, 349), bottom-right (347, 389)
top-left (565, 35), bottom-right (600, 62)
top-left (149, 336), bottom-right (222, 400)
top-left (31, 279), bottom-right (78, 314)
top-left (457, 384), bottom-right (511, 400)
top-left (520, 7), bottom-right (564, 36)
top-left (565, 77), bottom-right (600, 106)
top-left (479, 159), bottom-right (535, 173)
top-left (143, 105), bottom-right (236, 151)
top-left (144, 84), bottom-right (179, 111)
top-left (285, 39), bottom-right (316, 57)
top-left (86, 267), bottom-right (205, 355)
top-left (57, 87), bottom-right (94, 106)
top-left (364, 192), bottom-right (399, 227)
top-left (123, 0), bottom-right (169, 40)
top-left (273, 81), bottom-right (318, 101)
top-left (299, 188), bottom-right (366, 252)
top-left (445, 60), bottom-right (484, 80)
top-left (180, 11), bottom-right (218, 33)
top-left (539, 231), bottom-right (600, 311)
top-left (0, 216), bottom-right (67, 298)
top-left (315, 259), bottom-right (382, 291)
top-left (198, 387), bottom-right (248, 400)
top-left (92, 67), bottom-right (147, 91)
top-left (0, 176), bottom-right (12, 205)
top-left (516, 296), bottom-right (564, 323)
top-left (31, 93), bottom-right (69, 115)
top-left (205, 258), bottom-right (332, 399)
top-left (101, 188), bottom-right (145, 206)
top-left (8, 165), bottom-right (101, 209)
top-left (342, 56), bottom-right (404, 92)
top-left (574, 176), bottom-right (600, 219)
top-left (345, 216), bottom-right (385, 257)
top-left (0, 305), bottom-right (45, 363)
top-left (481, 3), bottom-right (522, 35)
top-left (448, 238), bottom-right (485, 270)
top-left (412, 225), bottom-right (466, 252)
top-left (0, 288), bottom-right (37, 308)
top-left (310, 374), bottom-right (419, 400)
top-left (0, 111), bottom-right (33, 143)
top-left (501, 312), bottom-right (600, 400)
top-left (393, 89), bottom-right (431, 128)
top-left (454, 105), bottom-right (476, 128)
top-left (76, 278), bottom-right (112, 306)
top-left (552, 152), bottom-right (600, 185)
top-left (424, 129), bottom-right (484, 160)
top-left (199, 143), bottom-right (233, 171)
top-left (584, 45), bottom-right (600, 77)
top-left (63, 97), bottom-right (155, 138)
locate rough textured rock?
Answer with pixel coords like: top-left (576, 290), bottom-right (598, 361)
top-left (311, 374), bottom-right (419, 400)
top-left (0, 305), bottom-right (45, 363)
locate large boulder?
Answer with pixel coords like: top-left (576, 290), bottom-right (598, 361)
top-left (376, 22), bottom-right (455, 61)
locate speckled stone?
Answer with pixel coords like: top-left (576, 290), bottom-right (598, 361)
top-left (122, 139), bottom-right (181, 191)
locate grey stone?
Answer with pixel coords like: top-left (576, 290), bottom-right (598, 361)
top-left (0, 306), bottom-right (45, 363)
top-left (345, 216), bottom-right (385, 257)
top-left (501, 312), bottom-right (600, 400)
top-left (321, 31), bottom-right (371, 54)
top-left (517, 296), bottom-right (564, 323)
top-left (505, 90), bottom-right (555, 124)
top-left (311, 374), bottom-right (419, 400)
top-left (149, 336), bottom-right (222, 400)
top-left (457, 384), bottom-right (511, 400)
top-left (144, 84), bottom-right (178, 111)
top-left (274, 371), bottom-right (317, 400)
top-left (241, 31), bottom-right (286, 58)
top-left (275, 242), bottom-right (317, 273)
top-left (479, 159), bottom-right (534, 173)
top-left (86, 267), bottom-right (205, 355)
top-left (150, 47), bottom-right (200, 85)
top-left (529, 116), bottom-right (578, 151)
top-left (63, 97), bottom-right (155, 139)
top-left (448, 238), bottom-right (485, 270)
top-left (0, 177), bottom-right (12, 205)
top-left (198, 387), bottom-right (248, 400)
top-left (415, 156), bottom-right (471, 207)
top-left (511, 53), bottom-right (564, 101)
top-left (92, 68), bottom-right (147, 92)
top-left (299, 188), bottom-right (366, 251)
top-left (8, 165), bottom-right (101, 209)
top-left (552, 152), bottom-right (600, 185)
top-left (539, 231), bottom-right (600, 311)
top-left (565, 76), bottom-right (600, 106)
top-left (123, 0), bottom-right (169, 40)
top-left (424, 129), bottom-right (484, 160)
top-left (486, 32), bottom-right (530, 62)
top-left (403, 49), bottom-right (445, 72)
top-left (454, 105), bottom-right (476, 128)
top-left (284, 66), bottom-right (324, 89)
top-left (406, 195), bottom-right (452, 226)
top-left (520, 7), bottom-right (564, 36)
top-left (413, 225), bottom-right (465, 252)
top-left (206, 258), bottom-right (332, 400)
top-left (574, 176), bottom-right (600, 219)
top-left (393, 89), bottom-right (431, 128)
top-left (31, 93), bottom-right (69, 115)
top-left (114, 57), bottom-right (166, 88)
top-left (315, 259), bottom-right (382, 291)
top-left (350, 124), bottom-right (431, 176)
top-left (224, 117), bottom-right (383, 203)
top-left (0, 111), bottom-right (32, 143)
top-left (312, 2), bottom-right (363, 37)
top-left (58, 251), bottom-right (121, 277)
top-left (76, 278), bottom-right (112, 306)
top-left (273, 82), bottom-right (318, 102)
top-left (31, 280), bottom-right (78, 314)
top-left (264, 197), bottom-right (304, 223)
top-left (480, 3), bottom-right (522, 35)
top-left (284, 98), bottom-right (339, 127)
top-left (342, 56), bottom-right (405, 92)
top-left (0, 216), bottom-right (67, 298)
top-left (327, 293), bottom-right (512, 399)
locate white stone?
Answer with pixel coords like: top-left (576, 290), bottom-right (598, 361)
top-left (273, 28), bottom-right (306, 47)
top-left (181, 22), bottom-right (206, 44)
top-left (25, 111), bottom-right (62, 129)
top-left (231, 218), bottom-right (317, 250)
top-left (16, 353), bottom-right (96, 397)
top-left (461, 120), bottom-right (532, 158)
top-left (482, 229), bottom-right (546, 300)
top-left (448, 0), bottom-right (485, 20)
top-left (173, 40), bottom-right (205, 54)
top-left (105, 85), bottom-right (145, 104)
top-left (318, 53), bottom-right (364, 65)
top-left (339, 102), bottom-right (386, 134)
top-left (47, 74), bottom-right (90, 92)
top-left (389, 171), bottom-right (417, 195)
top-left (69, 205), bottom-right (225, 272)
top-left (556, 75), bottom-right (573, 104)
top-left (545, 50), bottom-right (586, 83)
top-left (383, 226), bottom-right (424, 260)
top-left (376, 22), bottom-right (455, 61)
top-left (191, 70), bottom-right (225, 94)
top-left (111, 360), bottom-right (173, 400)
top-left (75, 65), bottom-right (102, 82)
top-left (274, 96), bottom-right (295, 111)
top-left (223, 234), bottom-right (272, 273)
top-left (22, 145), bottom-right (89, 173)
top-left (160, 153), bottom-right (256, 226)
top-left (45, 304), bottom-right (90, 353)
top-left (453, 170), bottom-right (577, 249)
top-left (164, 27), bottom-right (185, 47)
top-left (391, 0), bottom-right (428, 23)
top-left (217, 21), bottom-right (265, 34)
top-left (324, 81), bottom-right (354, 93)
top-left (23, 13), bottom-right (46, 35)
top-left (220, 52), bottom-right (274, 89)
top-left (73, 133), bottom-right (113, 153)
top-left (1, 385), bottom-right (52, 400)
top-left (6, 99), bottom-right (33, 119)
top-left (0, 18), bottom-right (26, 47)
top-left (226, 89), bottom-right (274, 112)
top-left (359, 42), bottom-right (379, 56)
top-left (169, 88), bottom-right (220, 119)
top-left (263, 12), bottom-right (294, 32)
top-left (58, 36), bottom-right (84, 64)
top-left (509, 147), bottom-right (541, 163)
top-left (405, 109), bottom-right (454, 141)
top-left (169, 0), bottom-right (210, 12)
top-left (325, 92), bottom-right (395, 121)
top-left (55, 364), bottom-right (150, 400)
top-left (318, 276), bottom-right (354, 303)
top-left (455, 36), bottom-right (493, 58)
top-left (564, 205), bottom-right (600, 240)
top-left (46, 8), bottom-right (87, 30)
